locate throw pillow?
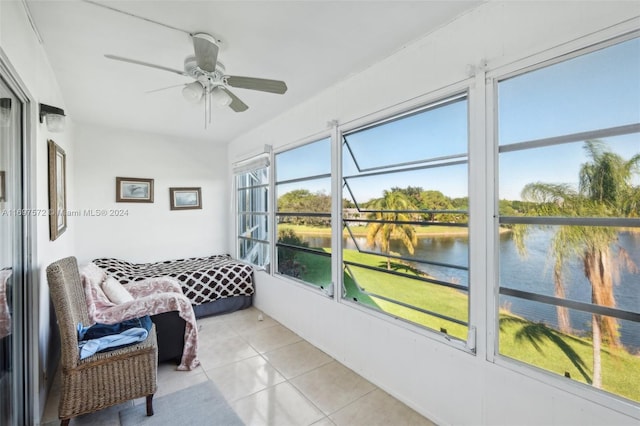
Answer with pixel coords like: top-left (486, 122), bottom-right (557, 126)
top-left (102, 276), bottom-right (134, 304)
top-left (80, 262), bottom-right (114, 312)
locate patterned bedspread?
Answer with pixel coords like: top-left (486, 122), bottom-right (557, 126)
top-left (93, 255), bottom-right (254, 305)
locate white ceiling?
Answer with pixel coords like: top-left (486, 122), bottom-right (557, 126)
top-left (27, 0), bottom-right (481, 144)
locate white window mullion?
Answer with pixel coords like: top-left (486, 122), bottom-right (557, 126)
top-left (485, 75), bottom-right (499, 363)
top-left (467, 61), bottom-right (487, 356)
top-left (269, 145), bottom-right (276, 275)
top-left (330, 121), bottom-right (341, 300)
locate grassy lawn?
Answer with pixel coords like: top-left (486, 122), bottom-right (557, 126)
top-left (292, 248), bottom-right (470, 340)
top-left (291, 250), bottom-right (332, 287)
top-left (342, 249), bottom-right (469, 340)
top-left (284, 246), bottom-right (640, 403)
top-left (499, 312), bottom-right (640, 402)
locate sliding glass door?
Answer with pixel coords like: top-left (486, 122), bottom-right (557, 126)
top-left (0, 72), bottom-right (26, 425)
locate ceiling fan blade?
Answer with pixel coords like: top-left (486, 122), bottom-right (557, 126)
top-left (220, 88), bottom-right (249, 112)
top-left (192, 33), bottom-right (219, 73)
top-left (105, 54), bottom-right (188, 76)
top-left (145, 83), bottom-right (186, 94)
top-left (226, 76), bottom-right (288, 94)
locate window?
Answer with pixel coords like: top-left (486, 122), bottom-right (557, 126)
top-left (275, 138), bottom-right (332, 288)
top-left (496, 36), bottom-right (640, 403)
top-left (235, 155), bottom-right (270, 268)
top-left (342, 94), bottom-right (470, 341)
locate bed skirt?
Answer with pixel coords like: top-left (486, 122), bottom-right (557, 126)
top-left (193, 294), bottom-right (253, 318)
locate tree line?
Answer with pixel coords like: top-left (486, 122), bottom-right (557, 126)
top-left (278, 186), bottom-right (474, 225)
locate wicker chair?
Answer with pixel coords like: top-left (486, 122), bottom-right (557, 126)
top-left (46, 256), bottom-right (157, 426)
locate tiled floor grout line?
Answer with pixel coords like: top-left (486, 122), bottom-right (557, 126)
top-left (42, 308), bottom-right (431, 425)
top-left (254, 339), bottom-right (383, 425)
top-left (212, 333), bottom-right (341, 425)
top-left (217, 318), bottom-right (379, 425)
top-left (198, 340), bottom-right (331, 426)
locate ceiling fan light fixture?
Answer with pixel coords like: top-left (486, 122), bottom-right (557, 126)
top-left (211, 87), bottom-right (232, 107)
top-left (182, 81), bottom-right (204, 103)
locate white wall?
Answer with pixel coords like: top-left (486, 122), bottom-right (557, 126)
top-left (0, 0), bottom-right (76, 421)
top-left (228, 2), bottom-right (640, 425)
top-left (73, 122), bottom-right (228, 264)
top-left (1, 4), bottom-right (228, 421)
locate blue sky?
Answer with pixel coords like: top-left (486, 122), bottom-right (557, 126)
top-left (498, 37), bottom-right (640, 199)
top-left (276, 37), bottom-right (639, 203)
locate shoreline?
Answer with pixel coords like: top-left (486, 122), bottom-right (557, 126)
top-left (280, 226), bottom-right (512, 238)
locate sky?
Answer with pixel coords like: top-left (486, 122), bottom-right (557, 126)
top-left (275, 37), bottom-right (640, 203)
top-left (498, 37), bottom-right (640, 200)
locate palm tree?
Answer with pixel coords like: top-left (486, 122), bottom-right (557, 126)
top-left (518, 140), bottom-right (639, 388)
top-left (365, 190), bottom-right (418, 270)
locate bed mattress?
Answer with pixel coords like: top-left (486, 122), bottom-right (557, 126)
top-left (93, 255), bottom-right (254, 305)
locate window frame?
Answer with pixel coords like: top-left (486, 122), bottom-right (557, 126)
top-left (335, 83), bottom-right (477, 352)
top-left (487, 28), bottom-right (640, 415)
top-left (340, 92), bottom-right (471, 341)
top-left (272, 134), bottom-right (333, 292)
top-left (234, 153), bottom-right (271, 269)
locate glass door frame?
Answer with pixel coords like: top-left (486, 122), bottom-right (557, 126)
top-left (0, 48), bottom-right (37, 426)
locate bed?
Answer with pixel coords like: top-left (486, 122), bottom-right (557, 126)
top-left (92, 254), bottom-right (254, 319)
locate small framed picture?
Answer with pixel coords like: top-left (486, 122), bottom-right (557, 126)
top-left (116, 177), bottom-right (154, 203)
top-left (170, 187), bottom-right (202, 210)
top-left (48, 140), bottom-right (67, 241)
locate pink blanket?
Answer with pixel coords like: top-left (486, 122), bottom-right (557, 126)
top-left (80, 263), bottom-right (199, 370)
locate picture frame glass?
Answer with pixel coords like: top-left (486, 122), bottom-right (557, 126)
top-left (116, 177), bottom-right (154, 203)
top-left (55, 151), bottom-right (65, 230)
top-left (121, 181), bottom-right (150, 199)
top-left (170, 187), bottom-right (202, 210)
top-left (174, 191), bottom-right (198, 207)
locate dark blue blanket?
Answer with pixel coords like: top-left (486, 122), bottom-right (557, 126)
top-left (78, 315), bottom-right (152, 340)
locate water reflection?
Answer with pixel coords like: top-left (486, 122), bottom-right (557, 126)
top-left (302, 229), bottom-right (640, 351)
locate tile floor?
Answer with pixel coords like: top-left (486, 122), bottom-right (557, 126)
top-left (41, 307), bottom-right (435, 426)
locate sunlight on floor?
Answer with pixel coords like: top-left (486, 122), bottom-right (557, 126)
top-left (41, 307), bottom-right (434, 426)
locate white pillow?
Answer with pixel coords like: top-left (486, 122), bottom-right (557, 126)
top-left (101, 276), bottom-right (134, 304)
top-left (80, 263), bottom-right (114, 310)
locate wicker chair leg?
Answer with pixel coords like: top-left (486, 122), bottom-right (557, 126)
top-left (146, 394), bottom-right (154, 416)
top-left (60, 419), bottom-right (70, 426)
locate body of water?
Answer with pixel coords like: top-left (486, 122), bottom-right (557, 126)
top-left (304, 230), bottom-right (640, 351)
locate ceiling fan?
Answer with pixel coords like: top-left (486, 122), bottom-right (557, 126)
top-left (105, 33), bottom-right (287, 124)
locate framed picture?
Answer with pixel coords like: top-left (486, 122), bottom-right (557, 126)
top-left (170, 187), bottom-right (202, 210)
top-left (48, 140), bottom-right (67, 241)
top-left (116, 177), bottom-right (154, 203)
top-left (0, 171), bottom-right (5, 202)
